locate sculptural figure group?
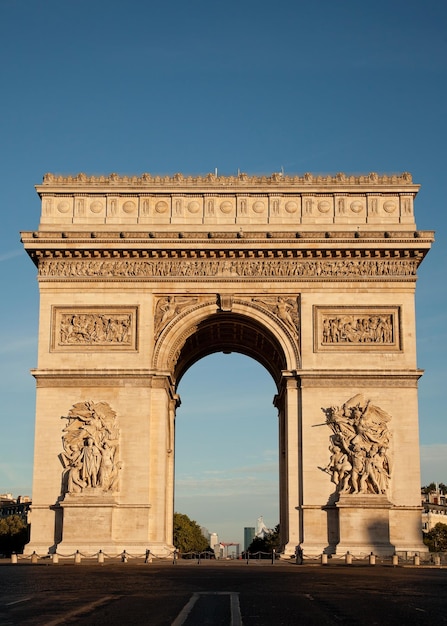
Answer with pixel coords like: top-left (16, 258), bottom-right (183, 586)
top-left (60, 401), bottom-right (121, 495)
top-left (323, 394), bottom-right (392, 496)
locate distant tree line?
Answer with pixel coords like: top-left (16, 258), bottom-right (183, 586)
top-left (173, 512), bottom-right (210, 554)
top-left (0, 515), bottom-right (29, 556)
top-left (422, 483), bottom-right (447, 494)
top-left (424, 523), bottom-right (447, 552)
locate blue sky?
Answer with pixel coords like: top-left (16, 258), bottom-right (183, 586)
top-left (0, 0), bottom-right (446, 545)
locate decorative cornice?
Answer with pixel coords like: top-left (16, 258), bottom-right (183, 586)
top-left (296, 369), bottom-right (423, 387)
top-left (39, 171), bottom-right (416, 189)
top-left (22, 230), bottom-right (434, 242)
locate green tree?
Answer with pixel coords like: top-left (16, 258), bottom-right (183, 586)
top-left (173, 512), bottom-right (209, 553)
top-left (421, 483), bottom-right (436, 494)
top-left (247, 524), bottom-right (280, 554)
top-left (0, 515), bottom-right (29, 556)
top-left (423, 523), bottom-right (447, 552)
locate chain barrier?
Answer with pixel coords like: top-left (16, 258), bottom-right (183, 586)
top-left (6, 549), bottom-right (447, 566)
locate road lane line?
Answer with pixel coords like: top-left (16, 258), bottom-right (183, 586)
top-left (5, 597), bottom-right (33, 606)
top-left (43, 595), bottom-right (117, 626)
top-left (172, 591), bottom-right (242, 626)
top-left (230, 592), bottom-right (242, 626)
top-left (171, 592), bottom-right (200, 626)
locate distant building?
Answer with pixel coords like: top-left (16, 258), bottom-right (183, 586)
top-left (422, 488), bottom-right (447, 532)
top-left (217, 542), bottom-right (240, 559)
top-left (244, 527), bottom-right (255, 550)
top-left (0, 494), bottom-right (31, 522)
top-left (200, 526), bottom-right (219, 549)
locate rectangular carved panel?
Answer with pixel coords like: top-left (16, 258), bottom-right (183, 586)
top-left (313, 306), bottom-right (401, 351)
top-left (51, 307), bottom-right (138, 351)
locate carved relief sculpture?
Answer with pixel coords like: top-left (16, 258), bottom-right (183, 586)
top-left (322, 314), bottom-right (393, 344)
top-left (315, 307), bottom-right (400, 352)
top-left (39, 258), bottom-right (419, 280)
top-left (322, 394), bottom-right (392, 496)
top-left (253, 296), bottom-right (300, 338)
top-left (154, 295), bottom-right (199, 338)
top-left (60, 401), bottom-right (121, 495)
top-left (59, 313), bottom-right (132, 345)
top-left (52, 308), bottom-right (137, 351)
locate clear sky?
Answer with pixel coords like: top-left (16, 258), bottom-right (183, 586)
top-left (0, 0), bottom-right (446, 546)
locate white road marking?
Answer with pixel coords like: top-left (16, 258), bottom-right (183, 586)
top-left (172, 591), bottom-right (242, 626)
top-left (43, 595), bottom-right (117, 626)
top-left (5, 597), bottom-right (33, 606)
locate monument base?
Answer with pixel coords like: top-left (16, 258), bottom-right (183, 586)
top-left (51, 494), bottom-right (171, 557)
top-left (336, 494), bottom-right (395, 556)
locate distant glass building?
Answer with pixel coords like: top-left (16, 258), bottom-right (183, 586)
top-left (244, 527), bottom-right (255, 551)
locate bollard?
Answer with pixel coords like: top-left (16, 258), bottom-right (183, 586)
top-left (246, 551), bottom-right (250, 565)
top-left (144, 549), bottom-right (152, 564)
top-left (413, 554), bottom-right (420, 566)
top-left (321, 553), bottom-right (328, 565)
top-left (272, 549), bottom-right (275, 565)
top-left (369, 552), bottom-right (376, 566)
top-left (11, 553), bottom-right (18, 564)
top-left (345, 551), bottom-right (352, 565)
top-left (434, 554), bottom-right (441, 566)
top-left (74, 550), bottom-right (82, 564)
top-left (52, 553), bottom-right (59, 564)
top-left (392, 554), bottom-right (398, 566)
top-left (98, 550), bottom-right (104, 564)
top-left (31, 551), bottom-right (38, 564)
top-left (121, 550), bottom-right (128, 563)
top-left (173, 549), bottom-right (177, 565)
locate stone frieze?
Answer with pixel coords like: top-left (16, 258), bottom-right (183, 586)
top-left (39, 258), bottom-right (419, 280)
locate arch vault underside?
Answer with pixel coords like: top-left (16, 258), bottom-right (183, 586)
top-left (21, 171), bottom-right (433, 557)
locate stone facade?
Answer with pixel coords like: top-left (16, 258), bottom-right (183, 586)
top-left (22, 171), bottom-right (433, 556)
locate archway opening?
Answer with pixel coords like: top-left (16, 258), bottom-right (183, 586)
top-left (175, 352), bottom-right (278, 552)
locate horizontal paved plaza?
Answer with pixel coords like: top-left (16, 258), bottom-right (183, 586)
top-left (0, 559), bottom-right (446, 625)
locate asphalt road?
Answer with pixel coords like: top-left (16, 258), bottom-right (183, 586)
top-left (0, 560), bottom-right (446, 625)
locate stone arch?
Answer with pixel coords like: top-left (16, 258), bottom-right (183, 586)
top-left (153, 298), bottom-right (300, 387)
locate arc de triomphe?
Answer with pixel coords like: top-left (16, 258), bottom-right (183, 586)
top-left (22, 171), bottom-right (433, 557)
